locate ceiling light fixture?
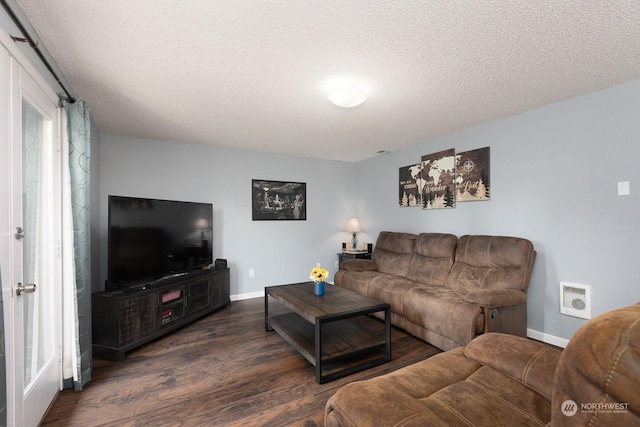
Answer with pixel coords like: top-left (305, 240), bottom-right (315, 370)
top-left (328, 87), bottom-right (367, 108)
top-left (327, 77), bottom-right (369, 108)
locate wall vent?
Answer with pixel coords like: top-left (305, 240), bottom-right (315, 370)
top-left (560, 282), bottom-right (592, 319)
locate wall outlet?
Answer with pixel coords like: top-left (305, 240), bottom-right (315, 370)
top-left (334, 260), bottom-right (339, 269)
top-left (316, 262), bottom-right (321, 267)
top-left (249, 268), bottom-right (255, 278)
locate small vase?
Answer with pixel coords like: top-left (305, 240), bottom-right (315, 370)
top-left (314, 281), bottom-right (325, 296)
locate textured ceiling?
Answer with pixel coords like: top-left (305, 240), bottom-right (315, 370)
top-left (14, 1), bottom-right (640, 162)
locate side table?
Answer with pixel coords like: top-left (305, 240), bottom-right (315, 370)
top-left (337, 251), bottom-right (372, 269)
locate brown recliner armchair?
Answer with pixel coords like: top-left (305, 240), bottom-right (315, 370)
top-left (325, 303), bottom-right (640, 426)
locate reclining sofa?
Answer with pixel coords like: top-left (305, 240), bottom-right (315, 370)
top-left (334, 231), bottom-right (536, 351)
top-left (325, 303), bottom-right (640, 426)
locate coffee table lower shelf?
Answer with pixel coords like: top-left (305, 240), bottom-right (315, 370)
top-left (268, 312), bottom-right (390, 384)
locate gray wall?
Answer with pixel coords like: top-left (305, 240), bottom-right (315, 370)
top-left (98, 135), bottom-right (356, 296)
top-left (99, 80), bottom-right (640, 343)
top-left (354, 79), bottom-right (640, 342)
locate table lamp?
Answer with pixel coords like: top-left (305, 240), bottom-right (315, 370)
top-left (195, 218), bottom-right (210, 240)
top-left (344, 218), bottom-right (362, 251)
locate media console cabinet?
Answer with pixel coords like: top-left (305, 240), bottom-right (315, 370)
top-left (92, 268), bottom-right (230, 361)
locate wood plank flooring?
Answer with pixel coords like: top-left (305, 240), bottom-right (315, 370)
top-left (40, 297), bottom-right (441, 427)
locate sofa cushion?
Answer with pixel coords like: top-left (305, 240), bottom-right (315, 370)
top-left (367, 275), bottom-right (417, 316)
top-left (403, 286), bottom-right (483, 346)
top-left (419, 364), bottom-right (552, 426)
top-left (464, 333), bottom-right (561, 400)
top-left (405, 233), bottom-right (457, 286)
top-left (338, 259), bottom-right (378, 271)
top-left (371, 231), bottom-right (416, 277)
top-left (333, 270), bottom-right (381, 296)
top-left (326, 343), bottom-right (553, 427)
top-left (446, 235), bottom-right (536, 293)
top-left (325, 348), bottom-right (479, 427)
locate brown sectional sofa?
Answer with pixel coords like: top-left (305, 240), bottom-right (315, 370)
top-left (325, 303), bottom-right (640, 426)
top-left (334, 231), bottom-right (536, 351)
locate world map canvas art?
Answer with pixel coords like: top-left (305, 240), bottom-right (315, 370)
top-left (421, 148), bottom-right (457, 210)
top-left (398, 147), bottom-right (490, 209)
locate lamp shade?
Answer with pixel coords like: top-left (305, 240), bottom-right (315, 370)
top-left (195, 218), bottom-right (209, 229)
top-left (344, 218), bottom-right (362, 233)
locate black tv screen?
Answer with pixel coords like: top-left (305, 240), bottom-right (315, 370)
top-left (108, 196), bottom-right (213, 288)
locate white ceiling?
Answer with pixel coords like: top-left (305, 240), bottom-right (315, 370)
top-left (15, 1), bottom-right (640, 162)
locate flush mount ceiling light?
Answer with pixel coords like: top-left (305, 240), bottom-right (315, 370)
top-left (327, 77), bottom-right (369, 108)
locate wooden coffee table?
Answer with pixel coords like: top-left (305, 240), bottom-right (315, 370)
top-left (265, 282), bottom-right (391, 384)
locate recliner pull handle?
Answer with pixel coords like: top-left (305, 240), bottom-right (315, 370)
top-left (491, 308), bottom-right (499, 319)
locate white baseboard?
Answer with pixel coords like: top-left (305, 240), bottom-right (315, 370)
top-left (527, 328), bottom-right (569, 348)
top-left (231, 283), bottom-right (334, 301)
top-left (231, 291), bottom-right (263, 301)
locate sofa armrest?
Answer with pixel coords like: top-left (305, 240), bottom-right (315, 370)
top-left (464, 333), bottom-right (562, 400)
top-left (463, 289), bottom-right (527, 307)
top-left (340, 259), bottom-right (378, 271)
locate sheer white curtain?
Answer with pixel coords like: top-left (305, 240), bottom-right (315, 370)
top-left (61, 110), bottom-right (79, 387)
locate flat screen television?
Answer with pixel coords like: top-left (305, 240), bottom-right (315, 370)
top-left (107, 195), bottom-right (213, 289)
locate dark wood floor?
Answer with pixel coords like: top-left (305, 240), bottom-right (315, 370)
top-left (40, 297), bottom-right (441, 427)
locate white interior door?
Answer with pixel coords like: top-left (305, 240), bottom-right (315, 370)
top-left (1, 45), bottom-right (62, 427)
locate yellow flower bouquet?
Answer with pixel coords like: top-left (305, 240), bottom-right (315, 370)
top-left (309, 266), bottom-right (329, 283)
top-left (309, 266), bottom-right (329, 295)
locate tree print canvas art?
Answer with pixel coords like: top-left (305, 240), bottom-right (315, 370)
top-left (456, 147), bottom-right (490, 202)
top-left (399, 163), bottom-right (423, 207)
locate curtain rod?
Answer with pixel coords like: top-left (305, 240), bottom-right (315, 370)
top-left (1, 0), bottom-right (76, 103)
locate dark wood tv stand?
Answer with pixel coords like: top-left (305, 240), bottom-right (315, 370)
top-left (92, 268), bottom-right (230, 361)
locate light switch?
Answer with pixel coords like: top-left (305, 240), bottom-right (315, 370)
top-left (617, 181), bottom-right (630, 196)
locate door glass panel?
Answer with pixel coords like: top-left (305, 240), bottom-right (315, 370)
top-left (22, 100), bottom-right (50, 386)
